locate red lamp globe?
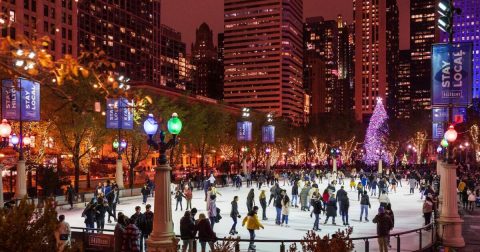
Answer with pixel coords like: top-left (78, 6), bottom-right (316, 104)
top-left (0, 119), bottom-right (12, 138)
top-left (444, 125), bottom-right (458, 143)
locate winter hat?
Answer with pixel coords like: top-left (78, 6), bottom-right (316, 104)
top-left (378, 207), bottom-right (385, 214)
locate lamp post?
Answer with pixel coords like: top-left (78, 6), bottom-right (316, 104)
top-left (0, 119), bottom-right (12, 204)
top-left (376, 149), bottom-right (385, 174)
top-left (330, 147), bottom-right (340, 172)
top-left (144, 113), bottom-right (181, 251)
top-left (241, 146), bottom-right (248, 174)
top-left (265, 147), bottom-right (271, 171)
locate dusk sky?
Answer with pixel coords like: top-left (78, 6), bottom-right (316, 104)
top-left (162, 0), bottom-right (410, 52)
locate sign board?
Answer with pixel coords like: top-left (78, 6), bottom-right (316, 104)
top-left (106, 98), bottom-right (134, 129)
top-left (431, 43), bottom-right (473, 106)
top-left (237, 121), bottom-right (252, 142)
top-left (432, 107), bottom-right (467, 123)
top-left (2, 78), bottom-right (41, 121)
top-left (262, 125), bottom-right (275, 143)
top-left (432, 122), bottom-right (445, 141)
top-left (71, 231), bottom-right (114, 252)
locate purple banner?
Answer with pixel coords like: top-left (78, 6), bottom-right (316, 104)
top-left (262, 125), bottom-right (275, 143)
top-left (237, 121), bottom-right (252, 142)
top-left (2, 78), bottom-right (40, 121)
top-left (431, 43), bottom-right (473, 106)
top-left (106, 98), bottom-right (133, 129)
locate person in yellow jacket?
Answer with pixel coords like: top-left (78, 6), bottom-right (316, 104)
top-left (242, 206), bottom-right (264, 250)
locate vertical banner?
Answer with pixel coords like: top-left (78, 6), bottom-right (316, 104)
top-left (20, 79), bottom-right (40, 121)
top-left (1, 78), bottom-right (40, 121)
top-left (106, 98), bottom-right (134, 129)
top-left (119, 98), bottom-right (133, 130)
top-left (431, 43), bottom-right (473, 106)
top-left (237, 121), bottom-right (252, 142)
top-left (432, 122), bottom-right (445, 141)
top-left (262, 125), bottom-right (275, 143)
top-left (2, 79), bottom-right (19, 120)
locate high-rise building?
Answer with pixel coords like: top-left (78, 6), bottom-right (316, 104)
top-left (439, 0), bottom-right (480, 104)
top-left (354, 0), bottom-right (399, 121)
top-left (397, 50), bottom-right (412, 119)
top-left (217, 33), bottom-right (225, 99)
top-left (160, 24), bottom-right (194, 90)
top-left (410, 0), bottom-right (436, 111)
top-left (1, 0), bottom-right (78, 59)
top-left (78, 0), bottom-right (162, 86)
top-left (191, 23), bottom-right (223, 99)
top-left (223, 0), bottom-right (306, 124)
top-left (303, 15), bottom-right (353, 119)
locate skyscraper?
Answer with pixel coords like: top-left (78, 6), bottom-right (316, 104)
top-left (223, 0), bottom-right (306, 124)
top-left (191, 23), bottom-right (223, 99)
top-left (303, 15), bottom-right (353, 120)
top-left (1, 0), bottom-right (78, 59)
top-left (410, 0), bottom-right (436, 111)
top-left (78, 0), bottom-right (161, 85)
top-left (159, 24), bottom-right (194, 90)
top-left (354, 0), bottom-right (399, 121)
top-left (397, 50), bottom-right (412, 119)
top-left (440, 0), bottom-right (480, 104)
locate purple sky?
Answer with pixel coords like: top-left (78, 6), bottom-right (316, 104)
top-left (162, 0), bottom-right (410, 52)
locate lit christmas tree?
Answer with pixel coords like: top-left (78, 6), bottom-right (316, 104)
top-left (364, 97), bottom-right (389, 165)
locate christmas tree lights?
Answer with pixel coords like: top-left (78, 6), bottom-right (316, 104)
top-left (364, 97), bottom-right (389, 165)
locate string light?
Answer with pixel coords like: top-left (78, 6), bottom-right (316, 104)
top-left (364, 97), bottom-right (389, 165)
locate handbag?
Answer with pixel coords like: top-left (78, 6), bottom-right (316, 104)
top-left (60, 234), bottom-right (69, 241)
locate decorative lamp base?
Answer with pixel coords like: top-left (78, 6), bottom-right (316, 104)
top-left (146, 236), bottom-right (179, 252)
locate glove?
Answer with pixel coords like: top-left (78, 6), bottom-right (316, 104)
top-left (310, 213), bottom-right (312, 218)
top-left (238, 215), bottom-right (241, 218)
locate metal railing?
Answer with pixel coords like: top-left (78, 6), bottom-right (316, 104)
top-left (71, 222), bottom-right (436, 252)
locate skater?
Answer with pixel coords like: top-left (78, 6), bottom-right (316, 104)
top-left (291, 181), bottom-right (299, 207)
top-left (114, 213), bottom-right (126, 252)
top-left (141, 204), bottom-right (154, 252)
top-left (197, 213), bottom-right (216, 252)
top-left (390, 177), bottom-right (397, 193)
top-left (468, 189), bottom-right (477, 212)
top-left (259, 190), bottom-right (268, 220)
top-left (373, 207), bottom-right (393, 252)
top-left (360, 191), bottom-right (371, 222)
top-left (324, 194), bottom-right (337, 225)
top-left (379, 190), bottom-right (390, 208)
top-left (408, 177), bottom-right (416, 194)
top-left (230, 196), bottom-right (241, 235)
top-left (175, 188), bottom-right (185, 211)
top-left (55, 214), bottom-right (71, 252)
top-left (339, 195), bottom-right (350, 226)
top-left (141, 184), bottom-right (149, 204)
top-left (207, 194), bottom-right (218, 229)
top-left (242, 206), bottom-right (264, 251)
top-left (246, 188), bottom-right (255, 213)
top-left (356, 181), bottom-right (364, 201)
top-left (66, 184), bottom-right (75, 210)
top-left (422, 197), bottom-right (433, 226)
top-left (122, 217), bottom-right (141, 252)
top-left (281, 195), bottom-right (290, 227)
top-left (371, 178), bottom-right (378, 196)
top-left (349, 178), bottom-right (356, 191)
top-left (310, 194), bottom-right (323, 231)
top-left (300, 183), bottom-right (310, 211)
top-left (180, 211), bottom-right (195, 252)
top-left (184, 185), bottom-right (193, 210)
top-left (82, 199), bottom-right (96, 233)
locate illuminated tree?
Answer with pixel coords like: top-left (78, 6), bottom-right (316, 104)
top-left (364, 98), bottom-right (389, 165)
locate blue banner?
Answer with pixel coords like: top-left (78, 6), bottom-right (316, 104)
top-left (106, 98), bottom-right (134, 129)
top-left (237, 121), bottom-right (252, 142)
top-left (432, 122), bottom-right (445, 141)
top-left (432, 43), bottom-right (473, 106)
top-left (262, 125), bottom-right (275, 143)
top-left (2, 78), bottom-right (40, 121)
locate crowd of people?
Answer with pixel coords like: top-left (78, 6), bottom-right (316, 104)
top-left (51, 161), bottom-right (480, 252)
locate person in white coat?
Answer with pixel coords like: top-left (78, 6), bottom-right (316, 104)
top-left (281, 194), bottom-right (291, 227)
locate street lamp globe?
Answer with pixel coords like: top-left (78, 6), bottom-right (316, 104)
top-left (444, 125), bottom-right (457, 143)
top-left (0, 119), bottom-right (12, 138)
top-left (441, 139), bottom-right (449, 148)
top-left (437, 146), bottom-right (443, 153)
top-left (143, 114), bottom-right (158, 136)
top-left (10, 133), bottom-right (19, 146)
top-left (265, 147), bottom-right (271, 154)
top-left (23, 135), bottom-right (32, 146)
top-left (120, 139), bottom-right (127, 149)
top-left (112, 139), bottom-right (119, 149)
top-left (167, 112), bottom-right (182, 135)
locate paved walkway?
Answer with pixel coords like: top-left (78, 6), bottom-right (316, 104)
top-left (458, 204), bottom-right (480, 252)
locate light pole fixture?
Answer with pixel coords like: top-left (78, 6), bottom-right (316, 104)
top-left (0, 119), bottom-right (12, 148)
top-left (444, 125), bottom-right (458, 143)
top-left (145, 112), bottom-right (183, 251)
top-left (144, 113), bottom-right (182, 165)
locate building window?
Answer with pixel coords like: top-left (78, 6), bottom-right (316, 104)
top-left (24, 0), bottom-right (29, 10)
top-left (67, 29), bottom-right (72, 40)
top-left (31, 0), bottom-right (36, 11)
top-left (43, 5), bottom-right (48, 17)
top-left (61, 28), bottom-right (66, 39)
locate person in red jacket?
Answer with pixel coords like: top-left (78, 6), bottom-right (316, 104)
top-left (322, 189), bottom-right (330, 210)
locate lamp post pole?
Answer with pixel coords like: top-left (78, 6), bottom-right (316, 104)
top-left (15, 80), bottom-right (26, 199)
top-left (145, 113), bottom-right (182, 252)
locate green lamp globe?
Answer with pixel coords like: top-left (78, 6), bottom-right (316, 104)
top-left (167, 112), bottom-right (183, 135)
top-left (440, 139), bottom-right (448, 148)
top-left (113, 139), bottom-right (119, 149)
